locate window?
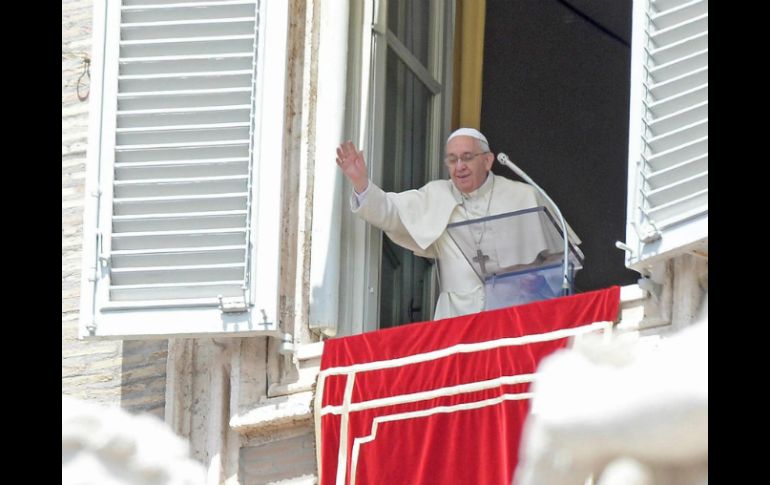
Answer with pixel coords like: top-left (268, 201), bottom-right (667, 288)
top-left (322, 0), bottom-right (454, 336)
top-left (80, 0), bottom-right (289, 339)
top-left (624, 0), bottom-right (707, 270)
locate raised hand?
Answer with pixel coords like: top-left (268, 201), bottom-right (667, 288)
top-left (336, 140), bottom-right (369, 193)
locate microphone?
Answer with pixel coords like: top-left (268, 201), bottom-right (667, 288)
top-left (496, 153), bottom-right (572, 296)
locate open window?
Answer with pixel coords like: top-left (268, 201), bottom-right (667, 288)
top-left (327, 0), bottom-right (455, 336)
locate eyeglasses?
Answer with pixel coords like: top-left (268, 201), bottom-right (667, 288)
top-left (444, 151), bottom-right (488, 166)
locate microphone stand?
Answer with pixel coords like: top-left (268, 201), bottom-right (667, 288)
top-left (496, 153), bottom-right (572, 296)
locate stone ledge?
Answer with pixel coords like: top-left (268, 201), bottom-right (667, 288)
top-left (296, 341), bottom-right (323, 360)
top-left (620, 284), bottom-right (644, 306)
top-left (268, 342), bottom-right (323, 398)
top-left (230, 391), bottom-right (314, 436)
top-left (258, 474), bottom-right (317, 485)
top-left (617, 283), bottom-right (646, 332)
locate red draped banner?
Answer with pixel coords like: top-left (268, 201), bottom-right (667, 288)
top-left (316, 286), bottom-right (620, 485)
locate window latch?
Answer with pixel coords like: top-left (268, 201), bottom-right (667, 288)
top-left (218, 294), bottom-right (248, 313)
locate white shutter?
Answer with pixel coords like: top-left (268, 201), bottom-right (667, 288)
top-left (80, 0), bottom-right (288, 339)
top-left (624, 0), bottom-right (708, 270)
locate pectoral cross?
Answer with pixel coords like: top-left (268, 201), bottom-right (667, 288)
top-left (473, 249), bottom-right (490, 274)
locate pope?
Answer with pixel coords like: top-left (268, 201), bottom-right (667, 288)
top-left (335, 128), bottom-right (577, 320)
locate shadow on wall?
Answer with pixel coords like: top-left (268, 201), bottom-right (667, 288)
top-left (120, 340), bottom-right (169, 418)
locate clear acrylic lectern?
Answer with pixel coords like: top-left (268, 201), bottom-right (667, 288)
top-left (446, 206), bottom-right (584, 311)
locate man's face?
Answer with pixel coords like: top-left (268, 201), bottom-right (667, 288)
top-left (446, 136), bottom-right (494, 194)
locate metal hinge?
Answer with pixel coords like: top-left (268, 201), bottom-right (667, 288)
top-left (615, 240), bottom-right (634, 256)
top-left (88, 231), bottom-right (107, 282)
top-left (96, 230), bottom-right (110, 267)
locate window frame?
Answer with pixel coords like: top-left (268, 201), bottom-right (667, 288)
top-left (334, 0), bottom-right (455, 336)
top-left (79, 0), bottom-right (290, 340)
top-left (624, 0), bottom-right (708, 272)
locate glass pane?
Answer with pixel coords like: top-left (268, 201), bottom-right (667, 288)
top-left (379, 49), bottom-right (433, 327)
top-left (387, 0), bottom-right (430, 66)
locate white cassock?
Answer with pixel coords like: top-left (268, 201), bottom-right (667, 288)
top-left (351, 173), bottom-right (579, 320)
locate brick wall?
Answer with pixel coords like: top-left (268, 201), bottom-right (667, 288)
top-left (62, 0), bottom-right (167, 417)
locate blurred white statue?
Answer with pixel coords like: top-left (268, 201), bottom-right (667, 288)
top-left (515, 297), bottom-right (708, 485)
top-left (62, 396), bottom-right (205, 485)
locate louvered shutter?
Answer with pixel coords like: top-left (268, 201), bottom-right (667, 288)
top-left (625, 0), bottom-right (708, 269)
top-left (81, 0), bottom-right (287, 338)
